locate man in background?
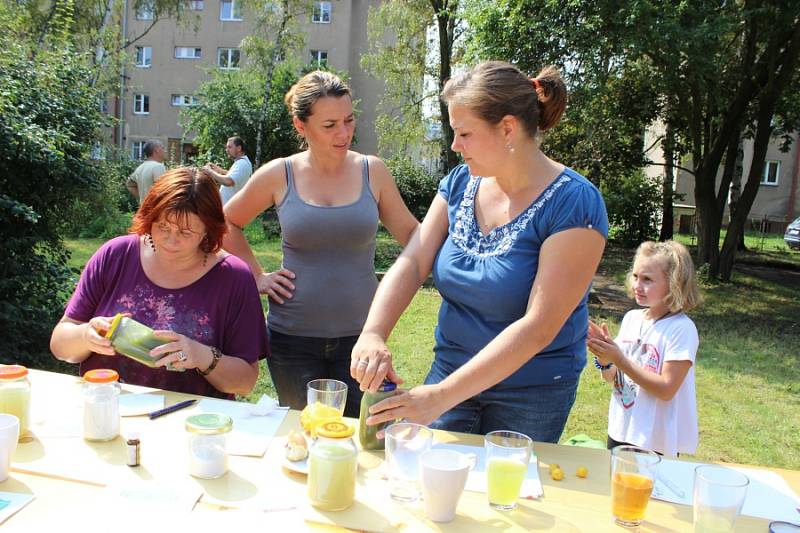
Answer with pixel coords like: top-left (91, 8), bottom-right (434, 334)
top-left (201, 136), bottom-right (253, 205)
top-left (126, 140), bottom-right (166, 204)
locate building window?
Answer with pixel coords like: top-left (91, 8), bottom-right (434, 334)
top-left (171, 94), bottom-right (199, 107)
top-left (311, 1), bottom-right (331, 23)
top-left (174, 46), bottom-right (202, 59)
top-left (131, 141), bottom-right (146, 160)
top-left (135, 1), bottom-right (155, 20)
top-left (135, 46), bottom-right (152, 67)
top-left (761, 160), bottom-right (780, 186)
top-left (220, 0), bottom-right (242, 21)
top-left (218, 48), bottom-right (240, 69)
top-left (188, 0), bottom-right (203, 10)
top-left (310, 49), bottom-right (328, 66)
top-left (133, 94), bottom-right (150, 115)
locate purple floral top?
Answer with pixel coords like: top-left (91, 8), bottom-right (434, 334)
top-left (65, 234), bottom-right (268, 399)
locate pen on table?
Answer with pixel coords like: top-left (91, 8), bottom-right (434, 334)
top-left (148, 399), bottom-right (197, 420)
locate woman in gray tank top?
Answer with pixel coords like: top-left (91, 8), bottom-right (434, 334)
top-left (222, 71), bottom-right (418, 417)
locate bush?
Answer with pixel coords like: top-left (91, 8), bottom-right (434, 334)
top-left (0, 38), bottom-right (106, 368)
top-left (386, 156), bottom-right (438, 221)
top-left (602, 171), bottom-right (661, 247)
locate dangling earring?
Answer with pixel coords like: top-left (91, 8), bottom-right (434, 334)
top-left (200, 236), bottom-right (209, 267)
top-left (203, 252), bottom-right (208, 267)
top-left (146, 234), bottom-right (156, 252)
top-left (506, 143), bottom-right (515, 153)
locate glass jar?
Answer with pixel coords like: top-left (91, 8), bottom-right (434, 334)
top-left (308, 421), bottom-right (358, 511)
top-left (185, 413), bottom-right (232, 479)
top-left (105, 313), bottom-right (182, 372)
top-left (82, 369), bottom-right (121, 442)
top-left (0, 364), bottom-right (31, 437)
top-left (358, 380), bottom-right (397, 451)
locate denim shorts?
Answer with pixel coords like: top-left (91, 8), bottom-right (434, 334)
top-left (424, 360), bottom-right (579, 442)
top-left (266, 328), bottom-right (363, 419)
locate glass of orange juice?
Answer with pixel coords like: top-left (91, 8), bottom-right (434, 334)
top-left (485, 430), bottom-right (533, 510)
top-left (306, 379), bottom-right (347, 434)
top-left (610, 445), bottom-right (661, 527)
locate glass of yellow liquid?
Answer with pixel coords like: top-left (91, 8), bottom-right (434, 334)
top-left (610, 445), bottom-right (661, 528)
top-left (306, 379), bottom-right (347, 434)
top-left (485, 430), bottom-right (533, 510)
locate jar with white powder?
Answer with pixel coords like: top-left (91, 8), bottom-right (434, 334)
top-left (185, 413), bottom-right (233, 479)
top-left (82, 369), bottom-right (121, 441)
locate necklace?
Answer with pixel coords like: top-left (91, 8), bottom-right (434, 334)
top-left (635, 309), bottom-right (676, 347)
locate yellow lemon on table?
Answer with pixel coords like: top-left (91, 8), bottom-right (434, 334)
top-left (576, 466), bottom-right (588, 478)
top-left (550, 467), bottom-right (565, 481)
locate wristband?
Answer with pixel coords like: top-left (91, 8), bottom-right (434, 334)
top-left (593, 357), bottom-right (613, 371)
top-left (197, 346), bottom-right (222, 376)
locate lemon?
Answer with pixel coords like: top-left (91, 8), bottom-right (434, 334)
top-left (576, 466), bottom-right (588, 478)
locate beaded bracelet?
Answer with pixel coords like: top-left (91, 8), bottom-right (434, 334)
top-left (197, 346), bottom-right (222, 376)
top-left (593, 357), bottom-right (613, 371)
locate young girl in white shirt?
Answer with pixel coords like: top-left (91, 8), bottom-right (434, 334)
top-left (588, 240), bottom-right (702, 457)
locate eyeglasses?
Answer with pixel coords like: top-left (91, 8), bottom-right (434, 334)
top-left (153, 222), bottom-right (203, 241)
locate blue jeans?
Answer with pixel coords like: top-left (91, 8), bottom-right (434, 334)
top-left (424, 360), bottom-right (579, 442)
top-left (266, 328), bottom-right (363, 419)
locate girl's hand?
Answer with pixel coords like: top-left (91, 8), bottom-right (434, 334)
top-left (587, 336), bottom-right (624, 365)
top-left (588, 320), bottom-right (610, 342)
top-left (257, 268), bottom-right (296, 303)
top-left (350, 332), bottom-right (404, 392)
top-left (84, 316), bottom-right (119, 356)
top-left (150, 330), bottom-right (213, 371)
top-left (366, 384), bottom-right (447, 436)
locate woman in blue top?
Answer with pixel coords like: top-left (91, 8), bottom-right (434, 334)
top-left (351, 61), bottom-right (608, 441)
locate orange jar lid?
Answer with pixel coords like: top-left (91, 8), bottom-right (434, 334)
top-left (0, 364), bottom-right (28, 380)
top-left (84, 369), bottom-right (119, 383)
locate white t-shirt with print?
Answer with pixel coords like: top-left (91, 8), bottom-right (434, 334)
top-left (607, 309), bottom-right (699, 457)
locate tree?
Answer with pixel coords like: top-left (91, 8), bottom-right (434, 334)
top-left (241, 0), bottom-right (309, 167)
top-left (361, 0), bottom-right (464, 173)
top-left (180, 64), bottom-right (299, 165)
top-left (0, 6), bottom-right (107, 366)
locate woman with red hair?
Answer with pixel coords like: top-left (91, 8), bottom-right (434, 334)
top-left (51, 168), bottom-right (268, 398)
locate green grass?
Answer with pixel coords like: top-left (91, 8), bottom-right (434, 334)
top-left (673, 229), bottom-right (800, 268)
top-left (65, 227), bottom-right (800, 469)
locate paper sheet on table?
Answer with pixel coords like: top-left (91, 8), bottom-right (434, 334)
top-left (195, 398), bottom-right (288, 457)
top-left (102, 478), bottom-right (202, 514)
top-left (0, 492), bottom-right (35, 525)
top-left (434, 443), bottom-right (543, 499)
top-left (652, 458), bottom-right (800, 523)
top-left (119, 393), bottom-right (164, 416)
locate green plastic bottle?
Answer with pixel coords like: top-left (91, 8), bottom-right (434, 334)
top-left (358, 380), bottom-right (397, 450)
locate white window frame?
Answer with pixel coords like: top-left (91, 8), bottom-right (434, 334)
top-left (131, 141), bottom-right (146, 160)
top-left (761, 160), bottom-right (780, 186)
top-left (174, 46), bottom-right (202, 59)
top-left (133, 94), bottom-right (150, 115)
top-left (134, 46), bottom-right (152, 68)
top-left (310, 49), bottom-right (328, 66)
top-left (217, 48), bottom-right (241, 70)
top-left (311, 1), bottom-right (331, 23)
top-left (219, 0), bottom-right (242, 21)
top-left (171, 94), bottom-right (199, 107)
top-left (188, 0), bottom-right (204, 10)
top-left (135, 1), bottom-right (154, 20)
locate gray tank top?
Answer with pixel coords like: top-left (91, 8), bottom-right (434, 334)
top-left (267, 157), bottom-right (380, 337)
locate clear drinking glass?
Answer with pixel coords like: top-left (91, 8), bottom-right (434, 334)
top-left (693, 465), bottom-right (749, 533)
top-left (484, 430), bottom-right (533, 510)
top-left (610, 445), bottom-right (661, 528)
top-left (306, 379), bottom-right (347, 435)
top-left (384, 422), bottom-right (433, 502)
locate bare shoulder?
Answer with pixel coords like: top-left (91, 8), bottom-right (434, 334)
top-left (251, 156), bottom-right (288, 186)
top-left (362, 154), bottom-right (393, 183)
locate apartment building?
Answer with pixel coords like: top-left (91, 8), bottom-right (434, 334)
top-left (645, 126), bottom-right (800, 234)
top-left (117, 0), bottom-right (383, 163)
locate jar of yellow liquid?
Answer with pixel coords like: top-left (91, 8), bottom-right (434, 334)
top-left (308, 420), bottom-right (357, 511)
top-left (0, 365), bottom-right (31, 437)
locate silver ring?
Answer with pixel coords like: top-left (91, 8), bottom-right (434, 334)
top-left (176, 351), bottom-right (187, 362)
top-left (357, 360), bottom-right (368, 367)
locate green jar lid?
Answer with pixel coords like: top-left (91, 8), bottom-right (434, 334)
top-left (185, 413), bottom-right (233, 434)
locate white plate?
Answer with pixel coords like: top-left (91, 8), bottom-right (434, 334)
top-left (282, 454), bottom-right (309, 475)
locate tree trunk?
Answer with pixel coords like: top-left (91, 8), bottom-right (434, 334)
top-left (432, 1), bottom-right (459, 173)
top-left (719, 23), bottom-right (800, 280)
top-left (726, 138), bottom-right (747, 251)
top-left (694, 166), bottom-right (722, 272)
top-left (659, 123), bottom-right (675, 241)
